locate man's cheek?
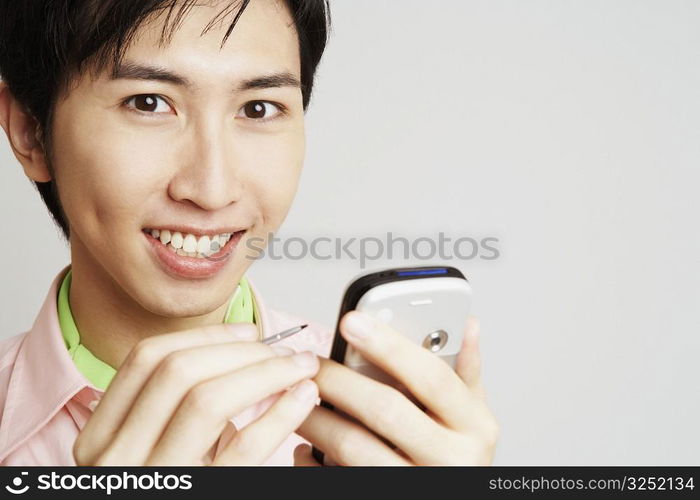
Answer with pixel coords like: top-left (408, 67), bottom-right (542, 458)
top-left (60, 167), bottom-right (152, 235)
top-left (261, 183), bottom-right (300, 228)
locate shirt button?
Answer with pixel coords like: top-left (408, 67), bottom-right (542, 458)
top-left (87, 399), bottom-right (99, 411)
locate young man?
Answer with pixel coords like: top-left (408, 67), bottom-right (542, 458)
top-left (0, 0), bottom-right (498, 465)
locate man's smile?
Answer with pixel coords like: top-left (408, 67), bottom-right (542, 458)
top-left (142, 227), bottom-right (247, 279)
top-left (143, 227), bottom-right (243, 258)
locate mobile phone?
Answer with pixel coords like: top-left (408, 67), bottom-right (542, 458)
top-left (311, 265), bottom-right (473, 465)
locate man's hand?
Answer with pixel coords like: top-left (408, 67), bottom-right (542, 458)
top-left (73, 323), bottom-right (319, 465)
top-left (295, 312), bottom-right (499, 465)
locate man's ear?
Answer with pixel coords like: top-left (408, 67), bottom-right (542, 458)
top-left (0, 81), bottom-right (51, 183)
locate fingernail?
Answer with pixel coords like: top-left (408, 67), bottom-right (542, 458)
top-left (290, 380), bottom-right (317, 402)
top-left (343, 311), bottom-right (375, 341)
top-left (292, 351), bottom-right (318, 369)
top-left (230, 324), bottom-right (258, 340)
top-left (272, 346), bottom-right (294, 356)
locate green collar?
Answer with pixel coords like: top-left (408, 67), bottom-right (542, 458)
top-left (57, 269), bottom-right (258, 391)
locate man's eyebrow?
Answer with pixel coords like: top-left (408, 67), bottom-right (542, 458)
top-left (110, 61), bottom-right (301, 91)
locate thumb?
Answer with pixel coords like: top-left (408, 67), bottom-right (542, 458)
top-left (455, 315), bottom-right (487, 401)
top-left (294, 444), bottom-right (321, 467)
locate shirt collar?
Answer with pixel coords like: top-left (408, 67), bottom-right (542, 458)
top-left (57, 268), bottom-right (258, 391)
top-left (0, 265), bottom-right (271, 462)
top-left (57, 269), bottom-right (117, 391)
top-left (0, 266), bottom-right (86, 460)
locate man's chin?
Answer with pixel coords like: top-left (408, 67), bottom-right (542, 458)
top-left (136, 291), bottom-right (232, 321)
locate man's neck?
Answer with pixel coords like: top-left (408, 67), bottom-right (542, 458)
top-left (68, 256), bottom-right (230, 370)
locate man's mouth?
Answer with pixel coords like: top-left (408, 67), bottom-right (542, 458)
top-left (142, 227), bottom-right (242, 259)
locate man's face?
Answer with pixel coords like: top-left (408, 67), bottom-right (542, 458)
top-left (50, 0), bottom-right (305, 317)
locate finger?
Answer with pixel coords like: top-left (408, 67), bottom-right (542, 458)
top-left (314, 358), bottom-right (451, 464)
top-left (293, 444), bottom-right (321, 467)
top-left (212, 380), bottom-right (318, 465)
top-left (76, 322), bottom-right (260, 465)
top-left (101, 340), bottom-right (282, 464)
top-left (455, 315), bottom-right (487, 400)
top-left (297, 405), bottom-right (410, 466)
top-left (339, 311), bottom-right (489, 433)
top-left (146, 351), bottom-right (319, 465)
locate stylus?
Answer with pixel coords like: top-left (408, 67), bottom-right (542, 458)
top-left (261, 324), bottom-right (308, 345)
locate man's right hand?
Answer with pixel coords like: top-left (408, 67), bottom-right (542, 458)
top-left (72, 323), bottom-right (319, 465)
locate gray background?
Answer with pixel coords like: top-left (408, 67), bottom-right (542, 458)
top-left (1, 0), bottom-right (698, 464)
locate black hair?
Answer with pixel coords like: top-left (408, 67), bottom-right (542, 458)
top-left (0, 0), bottom-right (331, 240)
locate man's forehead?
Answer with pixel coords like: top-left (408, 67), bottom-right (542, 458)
top-left (75, 2), bottom-right (299, 91)
top-left (111, 1), bottom-right (300, 80)
top-left (131, 0), bottom-right (297, 51)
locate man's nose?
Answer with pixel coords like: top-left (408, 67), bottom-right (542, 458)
top-left (167, 121), bottom-right (243, 210)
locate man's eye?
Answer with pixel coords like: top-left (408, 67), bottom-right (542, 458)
top-left (122, 96), bottom-right (283, 120)
top-left (124, 94), bottom-right (172, 114)
top-left (238, 101), bottom-right (284, 121)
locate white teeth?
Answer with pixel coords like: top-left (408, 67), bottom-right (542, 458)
top-left (183, 234), bottom-right (197, 253)
top-left (171, 232), bottom-right (183, 249)
top-left (196, 235), bottom-right (211, 254)
top-left (147, 228), bottom-right (239, 258)
top-left (209, 236), bottom-right (221, 254)
top-left (159, 229), bottom-right (171, 245)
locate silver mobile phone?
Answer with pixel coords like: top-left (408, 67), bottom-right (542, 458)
top-left (312, 265), bottom-right (473, 465)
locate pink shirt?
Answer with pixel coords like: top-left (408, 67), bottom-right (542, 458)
top-left (0, 266), bottom-right (333, 465)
